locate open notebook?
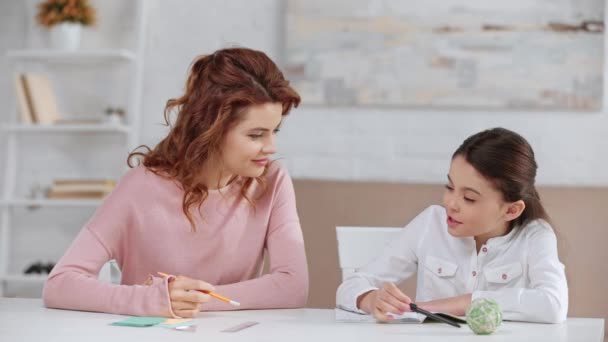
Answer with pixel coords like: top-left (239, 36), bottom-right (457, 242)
top-left (335, 308), bottom-right (466, 324)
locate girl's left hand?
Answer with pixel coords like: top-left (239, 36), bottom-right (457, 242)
top-left (416, 293), bottom-right (472, 316)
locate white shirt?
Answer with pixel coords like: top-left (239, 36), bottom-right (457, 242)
top-left (336, 205), bottom-right (568, 323)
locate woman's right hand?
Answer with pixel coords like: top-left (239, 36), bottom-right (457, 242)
top-left (357, 282), bottom-right (412, 322)
top-left (167, 275), bottom-right (215, 318)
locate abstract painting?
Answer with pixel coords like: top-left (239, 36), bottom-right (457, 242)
top-left (285, 0), bottom-right (604, 110)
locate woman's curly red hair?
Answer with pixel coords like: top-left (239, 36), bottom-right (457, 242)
top-left (128, 48), bottom-right (300, 230)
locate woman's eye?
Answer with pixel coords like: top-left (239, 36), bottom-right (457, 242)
top-left (464, 197), bottom-right (475, 203)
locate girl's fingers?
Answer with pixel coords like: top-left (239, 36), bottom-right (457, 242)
top-left (372, 290), bottom-right (407, 321)
top-left (383, 283), bottom-right (412, 306)
top-left (373, 307), bottom-right (390, 322)
top-left (376, 297), bottom-right (404, 315)
top-left (377, 285), bottom-right (410, 312)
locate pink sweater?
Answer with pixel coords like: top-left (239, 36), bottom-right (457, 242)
top-left (43, 162), bottom-right (309, 317)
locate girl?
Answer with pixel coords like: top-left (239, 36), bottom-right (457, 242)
top-left (336, 128), bottom-right (568, 324)
top-left (43, 47), bottom-right (308, 318)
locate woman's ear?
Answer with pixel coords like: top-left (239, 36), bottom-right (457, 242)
top-left (504, 200), bottom-right (526, 222)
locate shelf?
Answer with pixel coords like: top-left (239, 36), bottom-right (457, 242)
top-left (0, 274), bottom-right (47, 284)
top-left (1, 123), bottom-right (130, 134)
top-left (6, 49), bottom-right (136, 64)
top-left (0, 1), bottom-right (146, 297)
top-left (1, 199), bottom-right (103, 208)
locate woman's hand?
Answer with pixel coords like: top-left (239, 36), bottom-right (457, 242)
top-left (167, 275), bottom-right (215, 317)
top-left (357, 282), bottom-right (412, 322)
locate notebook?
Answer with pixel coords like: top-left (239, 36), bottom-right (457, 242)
top-left (335, 308), bottom-right (466, 324)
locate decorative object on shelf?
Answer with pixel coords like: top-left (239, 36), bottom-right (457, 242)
top-left (29, 183), bottom-right (46, 200)
top-left (36, 0), bottom-right (97, 51)
top-left (26, 183), bottom-right (46, 210)
top-left (23, 261), bottom-right (55, 275)
top-left (104, 106), bottom-right (126, 125)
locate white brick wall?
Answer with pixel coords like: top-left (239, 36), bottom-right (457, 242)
top-left (1, 0), bottom-right (608, 189)
top-left (138, 0), bottom-right (608, 186)
top-left (278, 108), bottom-right (608, 185)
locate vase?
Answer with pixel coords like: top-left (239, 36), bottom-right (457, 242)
top-left (106, 113), bottom-right (123, 125)
top-left (49, 22), bottom-right (82, 51)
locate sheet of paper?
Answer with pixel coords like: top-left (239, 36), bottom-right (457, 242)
top-left (160, 318), bottom-right (194, 327)
top-left (110, 316), bottom-right (167, 327)
top-left (158, 318), bottom-right (195, 328)
top-left (334, 308), bottom-right (425, 323)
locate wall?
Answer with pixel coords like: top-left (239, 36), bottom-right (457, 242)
top-left (1, 1), bottom-right (607, 187)
top-left (139, 0), bottom-right (608, 186)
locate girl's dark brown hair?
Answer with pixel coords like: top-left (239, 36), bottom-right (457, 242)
top-left (128, 47), bottom-right (301, 230)
top-left (453, 127), bottom-right (550, 229)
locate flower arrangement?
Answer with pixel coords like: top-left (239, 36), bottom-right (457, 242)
top-left (36, 0), bottom-right (96, 28)
top-left (105, 106), bottom-right (126, 124)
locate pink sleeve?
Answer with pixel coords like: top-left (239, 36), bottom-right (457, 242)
top-left (42, 171), bottom-right (176, 317)
top-left (201, 166), bottom-right (309, 310)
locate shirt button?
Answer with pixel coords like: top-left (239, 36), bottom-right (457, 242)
top-left (437, 267), bottom-right (442, 274)
top-left (502, 273), bottom-right (508, 280)
top-left (482, 247), bottom-right (488, 253)
top-left (472, 271), bottom-right (477, 277)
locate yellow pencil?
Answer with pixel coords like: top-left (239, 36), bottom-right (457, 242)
top-left (157, 272), bottom-right (240, 306)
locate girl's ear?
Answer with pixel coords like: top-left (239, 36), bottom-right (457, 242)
top-left (504, 200), bottom-right (525, 222)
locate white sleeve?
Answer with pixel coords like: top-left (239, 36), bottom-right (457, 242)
top-left (335, 206), bottom-right (434, 313)
top-left (472, 226), bottom-right (568, 323)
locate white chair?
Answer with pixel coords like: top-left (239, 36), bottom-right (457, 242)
top-left (98, 260), bottom-right (122, 284)
top-left (335, 226), bottom-right (402, 281)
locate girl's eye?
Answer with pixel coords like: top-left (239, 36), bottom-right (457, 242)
top-left (464, 197), bottom-right (475, 203)
top-left (249, 134), bottom-right (263, 139)
top-left (444, 185), bottom-right (453, 191)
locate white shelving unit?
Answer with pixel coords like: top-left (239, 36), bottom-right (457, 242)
top-left (0, 1), bottom-right (147, 295)
top-left (6, 49), bottom-right (136, 64)
top-left (1, 123), bottom-right (131, 134)
top-left (0, 199), bottom-right (103, 208)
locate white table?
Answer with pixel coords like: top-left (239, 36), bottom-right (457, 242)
top-left (0, 298), bottom-right (604, 341)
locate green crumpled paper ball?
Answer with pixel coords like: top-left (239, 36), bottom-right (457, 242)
top-left (465, 298), bottom-right (502, 335)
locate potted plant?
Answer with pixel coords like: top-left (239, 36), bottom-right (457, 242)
top-left (36, 0), bottom-right (96, 51)
top-left (105, 106), bottom-right (126, 125)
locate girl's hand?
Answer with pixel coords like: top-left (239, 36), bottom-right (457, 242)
top-left (167, 275), bottom-right (215, 317)
top-left (416, 293), bottom-right (472, 316)
top-left (357, 282), bottom-right (412, 322)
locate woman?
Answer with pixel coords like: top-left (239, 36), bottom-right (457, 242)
top-left (43, 47), bottom-right (308, 318)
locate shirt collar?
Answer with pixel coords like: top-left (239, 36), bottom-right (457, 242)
top-left (485, 225), bottom-right (520, 247)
